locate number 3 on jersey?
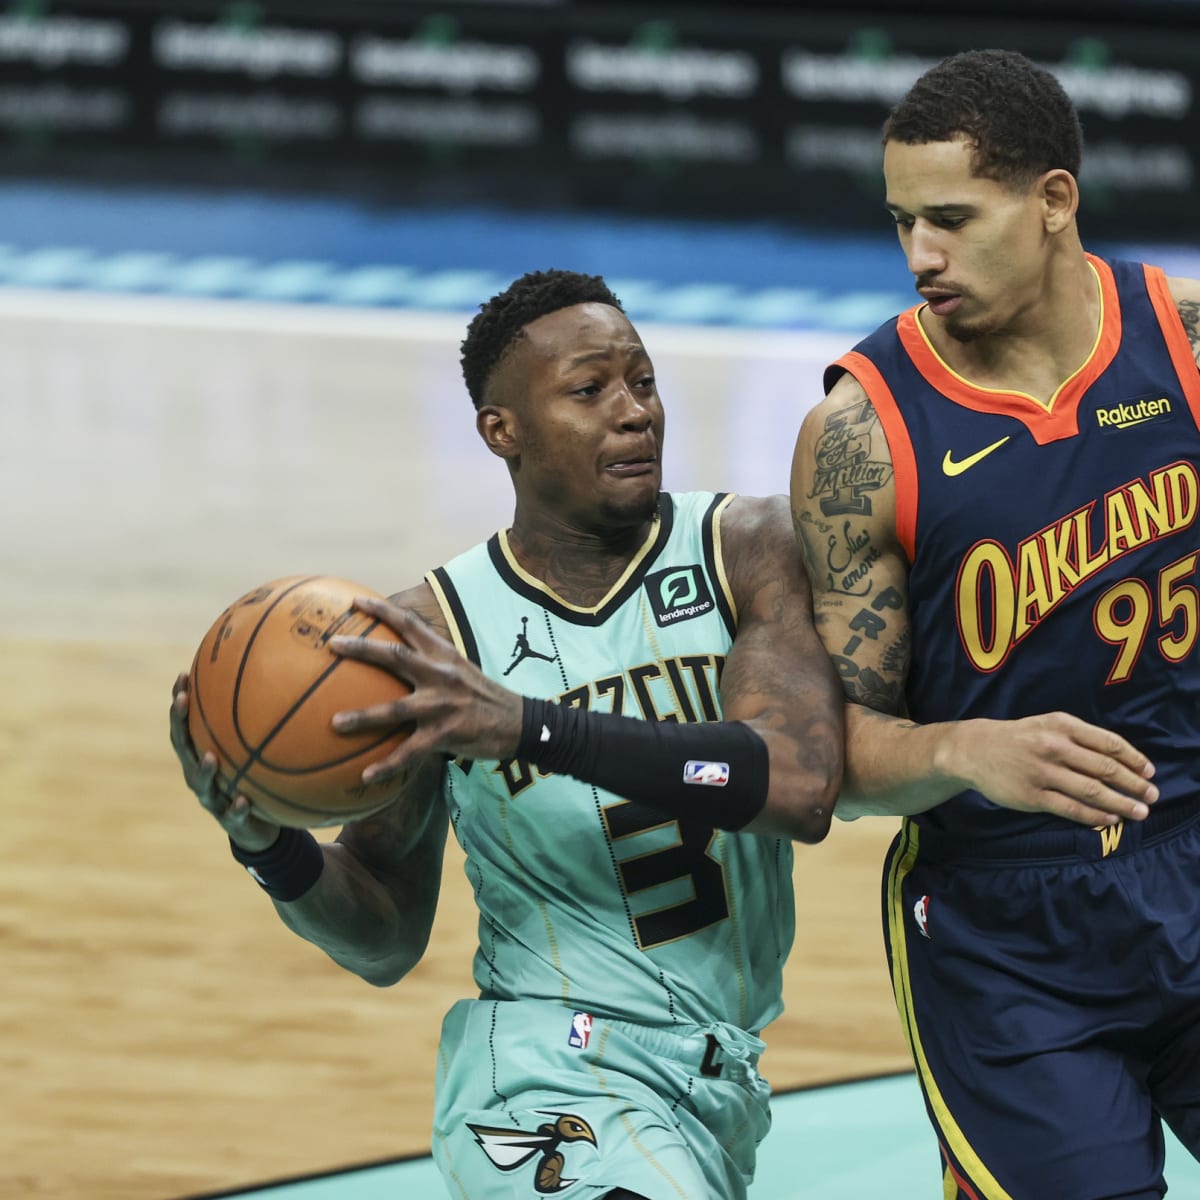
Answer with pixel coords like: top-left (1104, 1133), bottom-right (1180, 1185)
top-left (603, 799), bottom-right (729, 949)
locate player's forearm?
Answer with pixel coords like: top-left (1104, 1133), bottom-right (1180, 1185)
top-left (518, 696), bottom-right (841, 842)
top-left (274, 761), bottom-right (447, 985)
top-left (836, 703), bottom-right (974, 820)
top-left (272, 842), bottom-right (435, 986)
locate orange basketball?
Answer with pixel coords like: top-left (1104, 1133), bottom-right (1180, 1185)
top-left (187, 575), bottom-right (412, 828)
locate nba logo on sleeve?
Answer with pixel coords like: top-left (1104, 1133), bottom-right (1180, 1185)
top-left (683, 760), bottom-right (730, 786)
top-left (568, 1011), bottom-right (593, 1049)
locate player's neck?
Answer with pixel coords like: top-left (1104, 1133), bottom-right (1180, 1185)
top-left (506, 506), bottom-right (656, 607)
top-left (924, 245), bottom-right (1099, 405)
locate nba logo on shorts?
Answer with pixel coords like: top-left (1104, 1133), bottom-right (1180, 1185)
top-left (913, 894), bottom-right (931, 939)
top-left (568, 1011), bottom-right (593, 1050)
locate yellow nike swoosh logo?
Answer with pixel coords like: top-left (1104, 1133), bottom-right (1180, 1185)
top-left (941, 436), bottom-right (1011, 476)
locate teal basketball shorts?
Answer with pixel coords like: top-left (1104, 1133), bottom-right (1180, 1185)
top-left (431, 997), bottom-right (772, 1199)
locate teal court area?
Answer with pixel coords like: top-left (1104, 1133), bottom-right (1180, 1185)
top-left (190, 1073), bottom-right (1200, 1200)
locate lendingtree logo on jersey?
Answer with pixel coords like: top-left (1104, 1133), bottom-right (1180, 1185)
top-left (645, 564), bottom-right (714, 627)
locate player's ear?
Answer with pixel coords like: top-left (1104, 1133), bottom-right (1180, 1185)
top-left (477, 404), bottom-right (520, 460)
top-left (1040, 168), bottom-right (1078, 234)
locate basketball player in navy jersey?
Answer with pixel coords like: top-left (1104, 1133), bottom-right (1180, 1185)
top-left (171, 269), bottom-right (844, 1199)
top-left (790, 49), bottom-right (1200, 1200)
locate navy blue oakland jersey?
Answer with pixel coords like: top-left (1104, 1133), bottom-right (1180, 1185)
top-left (424, 491), bottom-right (795, 1032)
top-left (828, 254), bottom-right (1200, 840)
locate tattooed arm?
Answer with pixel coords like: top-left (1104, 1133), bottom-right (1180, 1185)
top-left (280, 583), bottom-right (450, 985)
top-left (170, 580), bottom-right (451, 986)
top-left (790, 375), bottom-right (1158, 826)
top-left (789, 375), bottom-right (938, 819)
top-left (1168, 276), bottom-right (1200, 371)
top-left (717, 493), bottom-right (844, 841)
top-left (277, 755), bottom-right (449, 986)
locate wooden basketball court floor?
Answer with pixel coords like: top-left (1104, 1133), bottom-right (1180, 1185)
top-left (4, 287), bottom-right (1197, 1200)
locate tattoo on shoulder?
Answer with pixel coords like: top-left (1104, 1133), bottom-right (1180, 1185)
top-left (1178, 298), bottom-right (1200, 368)
top-left (810, 396), bottom-right (893, 519)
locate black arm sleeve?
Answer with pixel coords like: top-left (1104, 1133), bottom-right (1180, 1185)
top-left (517, 697), bottom-right (769, 831)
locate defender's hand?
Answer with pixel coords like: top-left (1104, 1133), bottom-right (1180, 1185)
top-left (949, 711), bottom-right (1158, 826)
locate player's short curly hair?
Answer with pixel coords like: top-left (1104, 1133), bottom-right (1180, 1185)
top-left (883, 49), bottom-right (1083, 188)
top-left (461, 269), bottom-right (624, 407)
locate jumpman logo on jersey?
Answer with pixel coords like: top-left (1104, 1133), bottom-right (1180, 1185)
top-left (503, 616), bottom-right (558, 676)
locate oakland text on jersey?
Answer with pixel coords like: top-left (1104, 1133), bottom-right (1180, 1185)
top-left (956, 459), bottom-right (1199, 674)
top-left (496, 651), bottom-right (726, 798)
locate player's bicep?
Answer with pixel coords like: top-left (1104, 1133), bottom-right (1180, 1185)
top-left (789, 382), bottom-right (910, 716)
top-left (717, 496), bottom-right (842, 730)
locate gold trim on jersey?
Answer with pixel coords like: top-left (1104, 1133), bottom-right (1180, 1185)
top-left (495, 512), bottom-right (663, 615)
top-left (425, 570), bottom-right (469, 659)
top-left (913, 260), bottom-right (1105, 414)
top-left (886, 821), bottom-right (1014, 1200)
top-left (709, 491), bottom-right (738, 627)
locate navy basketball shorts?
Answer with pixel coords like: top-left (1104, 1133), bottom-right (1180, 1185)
top-left (883, 801), bottom-right (1200, 1200)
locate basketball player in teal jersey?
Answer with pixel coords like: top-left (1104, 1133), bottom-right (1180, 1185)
top-left (170, 269), bottom-right (844, 1199)
top-left (790, 50), bottom-right (1200, 1200)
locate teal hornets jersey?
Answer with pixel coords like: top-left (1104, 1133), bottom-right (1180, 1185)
top-left (425, 491), bottom-right (794, 1033)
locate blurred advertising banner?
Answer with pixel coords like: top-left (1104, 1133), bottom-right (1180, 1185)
top-left (1, 0), bottom-right (1197, 239)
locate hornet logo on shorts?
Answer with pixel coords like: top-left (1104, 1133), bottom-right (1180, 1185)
top-left (645, 565), bottom-right (714, 627)
top-left (467, 1112), bottom-right (598, 1193)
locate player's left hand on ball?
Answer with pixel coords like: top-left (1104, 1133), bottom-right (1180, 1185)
top-left (169, 673), bottom-right (283, 851)
top-left (328, 595), bottom-right (525, 780)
